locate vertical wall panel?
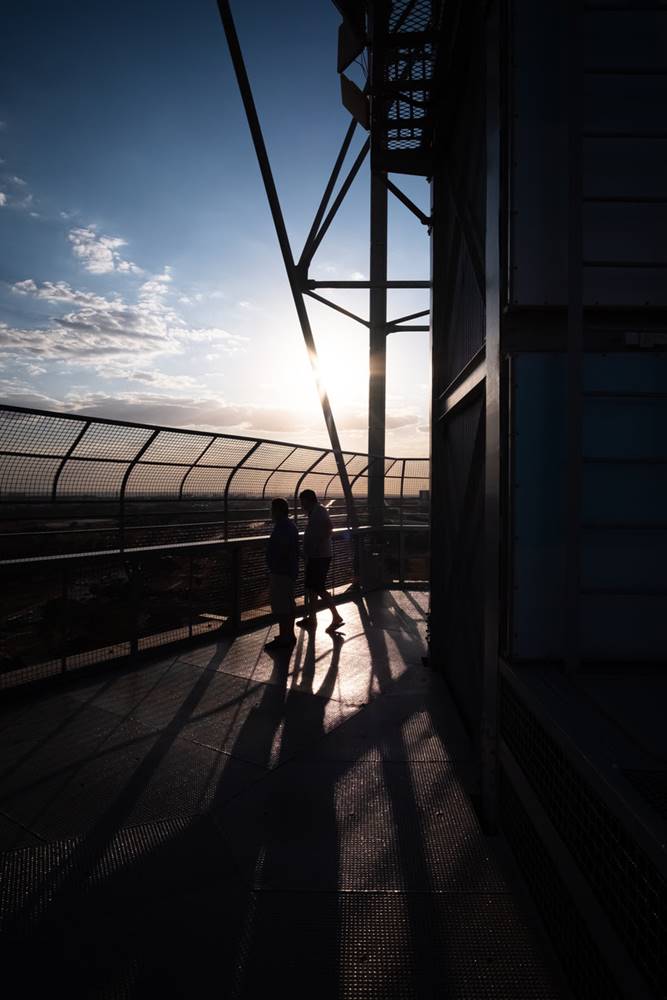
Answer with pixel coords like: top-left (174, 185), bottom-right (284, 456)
top-left (430, 7), bottom-right (488, 748)
top-left (511, 353), bottom-right (667, 662)
top-left (510, 0), bottom-right (667, 306)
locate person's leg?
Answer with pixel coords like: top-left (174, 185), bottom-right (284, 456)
top-left (317, 586), bottom-right (344, 628)
top-left (298, 587), bottom-right (317, 626)
top-left (267, 575), bottom-right (297, 648)
top-left (297, 560), bottom-right (319, 627)
top-left (282, 576), bottom-right (296, 640)
top-left (278, 613), bottom-right (295, 642)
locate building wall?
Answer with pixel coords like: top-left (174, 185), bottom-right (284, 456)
top-left (429, 2), bottom-right (488, 752)
top-left (427, 1), bottom-right (667, 993)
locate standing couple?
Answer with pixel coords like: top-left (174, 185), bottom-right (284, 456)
top-left (265, 489), bottom-right (345, 651)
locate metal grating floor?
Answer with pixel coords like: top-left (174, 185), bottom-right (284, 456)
top-left (623, 769), bottom-right (667, 825)
top-left (0, 591), bottom-right (568, 998)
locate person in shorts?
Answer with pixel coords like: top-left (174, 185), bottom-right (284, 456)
top-left (265, 497), bottom-right (299, 650)
top-left (297, 488), bottom-right (344, 633)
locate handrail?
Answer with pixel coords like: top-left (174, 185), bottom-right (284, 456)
top-left (0, 522), bottom-right (429, 568)
top-left (0, 404), bottom-right (430, 550)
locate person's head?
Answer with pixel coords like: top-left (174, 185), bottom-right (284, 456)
top-left (299, 488), bottom-right (317, 513)
top-left (271, 497), bottom-right (290, 522)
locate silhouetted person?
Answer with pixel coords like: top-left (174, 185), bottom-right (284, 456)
top-left (265, 497), bottom-right (299, 650)
top-left (297, 488), bottom-right (344, 633)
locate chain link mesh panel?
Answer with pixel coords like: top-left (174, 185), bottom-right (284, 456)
top-left (72, 422), bottom-right (153, 461)
top-left (56, 460), bottom-right (128, 499)
top-left (0, 405), bottom-right (428, 686)
top-left (0, 409), bottom-right (83, 457)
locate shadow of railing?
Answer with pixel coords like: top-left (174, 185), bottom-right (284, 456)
top-left (2, 588), bottom-right (491, 999)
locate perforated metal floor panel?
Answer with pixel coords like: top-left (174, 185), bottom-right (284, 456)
top-left (304, 688), bottom-right (472, 762)
top-left (213, 760), bottom-right (508, 893)
top-left (231, 891), bottom-right (564, 1000)
top-left (0, 592), bottom-right (568, 998)
top-left (623, 769), bottom-right (667, 824)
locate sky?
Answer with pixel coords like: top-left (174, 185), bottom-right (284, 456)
top-left (0, 0), bottom-right (431, 457)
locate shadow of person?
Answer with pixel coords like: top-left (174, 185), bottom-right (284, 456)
top-left (209, 626), bottom-right (345, 998)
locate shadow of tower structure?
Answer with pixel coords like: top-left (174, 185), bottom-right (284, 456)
top-left (0, 591), bottom-right (568, 998)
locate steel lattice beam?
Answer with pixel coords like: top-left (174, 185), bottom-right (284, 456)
top-left (217, 0), bottom-right (358, 528)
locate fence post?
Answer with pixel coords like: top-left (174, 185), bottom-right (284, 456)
top-left (224, 441), bottom-right (262, 542)
top-left (353, 530), bottom-right (361, 592)
top-left (119, 428), bottom-right (160, 553)
top-left (129, 556), bottom-right (139, 660)
top-left (61, 563), bottom-right (68, 674)
top-left (399, 460), bottom-right (406, 586)
top-left (230, 544), bottom-right (242, 632)
top-left (188, 552), bottom-right (194, 639)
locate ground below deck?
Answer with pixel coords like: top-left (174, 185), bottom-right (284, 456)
top-left (0, 590), bottom-right (568, 998)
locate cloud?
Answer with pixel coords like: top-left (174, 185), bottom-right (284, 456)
top-left (4, 278), bottom-right (247, 370)
top-left (137, 267), bottom-right (172, 305)
top-left (28, 389), bottom-right (317, 434)
top-left (0, 379), bottom-right (64, 410)
top-left (99, 365), bottom-right (200, 390)
top-left (179, 290), bottom-right (222, 305)
top-left (13, 279), bottom-right (123, 310)
top-left (0, 193), bottom-right (6, 207)
top-left (9, 175), bottom-right (26, 186)
top-left (0, 376), bottom-right (427, 455)
top-left (68, 226), bottom-right (143, 275)
top-left (48, 389), bottom-right (419, 437)
top-left (335, 407), bottom-right (419, 431)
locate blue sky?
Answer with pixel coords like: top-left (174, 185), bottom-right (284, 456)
top-left (0, 0), bottom-right (430, 456)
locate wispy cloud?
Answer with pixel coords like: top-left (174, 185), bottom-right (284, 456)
top-left (68, 225), bottom-right (143, 275)
top-left (0, 193), bottom-right (6, 207)
top-left (178, 289), bottom-right (224, 306)
top-left (0, 172), bottom-right (36, 211)
top-left (5, 276), bottom-right (247, 370)
top-left (13, 279), bottom-right (123, 310)
top-left (333, 407), bottom-right (419, 431)
top-left (99, 364), bottom-right (200, 390)
top-left (48, 391), bottom-right (324, 435)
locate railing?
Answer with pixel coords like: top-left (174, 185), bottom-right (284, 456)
top-left (0, 405), bottom-right (429, 689)
top-left (0, 404), bottom-right (429, 557)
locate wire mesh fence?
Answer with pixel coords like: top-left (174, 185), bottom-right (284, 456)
top-left (0, 404), bottom-right (430, 689)
top-left (0, 404), bottom-right (429, 556)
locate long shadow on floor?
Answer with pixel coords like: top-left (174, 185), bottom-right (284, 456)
top-left (0, 594), bottom-right (565, 998)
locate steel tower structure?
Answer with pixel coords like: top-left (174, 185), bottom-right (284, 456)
top-left (217, 0), bottom-right (435, 529)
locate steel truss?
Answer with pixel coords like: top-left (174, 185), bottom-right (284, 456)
top-left (216, 1), bottom-right (438, 528)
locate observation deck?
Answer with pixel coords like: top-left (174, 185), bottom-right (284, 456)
top-left (0, 589), bottom-right (566, 998)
